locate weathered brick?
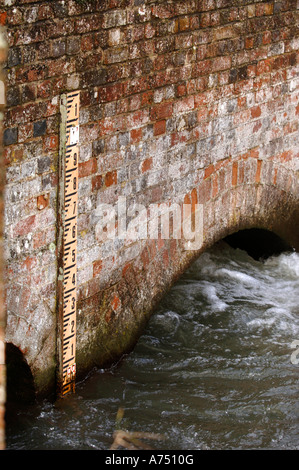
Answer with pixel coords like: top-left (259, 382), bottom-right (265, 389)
top-left (33, 120), bottom-right (47, 137)
top-left (130, 127), bottom-right (142, 144)
top-left (7, 47), bottom-right (21, 67)
top-left (150, 102), bottom-right (173, 121)
top-left (141, 157), bottom-right (152, 173)
top-left (66, 36), bottom-right (81, 55)
top-left (103, 10), bottom-right (127, 29)
top-left (3, 128), bottom-right (18, 146)
top-left (92, 174), bottom-right (103, 191)
top-left (79, 158), bottom-right (97, 178)
top-left (153, 120), bottom-right (166, 136)
top-left (12, 214), bottom-right (36, 238)
top-left (43, 135), bottom-right (58, 151)
top-left (105, 170), bottom-right (117, 187)
top-left (174, 96), bottom-right (194, 114)
top-left (1, 0), bottom-right (298, 405)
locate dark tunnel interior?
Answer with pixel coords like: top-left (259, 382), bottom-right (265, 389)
top-left (224, 228), bottom-right (293, 261)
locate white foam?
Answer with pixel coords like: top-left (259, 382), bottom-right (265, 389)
top-left (265, 252), bottom-right (299, 278)
top-left (153, 310), bottom-right (181, 334)
top-left (215, 268), bottom-right (259, 287)
top-left (201, 285), bottom-right (228, 312)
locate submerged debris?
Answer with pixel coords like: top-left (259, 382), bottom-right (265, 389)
top-left (110, 408), bottom-right (165, 450)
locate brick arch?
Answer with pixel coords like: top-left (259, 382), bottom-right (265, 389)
top-left (75, 154), bottom-right (299, 381)
top-left (195, 153), bottom-right (299, 251)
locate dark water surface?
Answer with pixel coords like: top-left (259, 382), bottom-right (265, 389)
top-left (6, 244), bottom-right (299, 450)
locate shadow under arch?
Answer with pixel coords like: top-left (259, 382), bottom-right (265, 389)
top-left (5, 343), bottom-right (36, 406)
top-left (223, 228), bottom-right (293, 261)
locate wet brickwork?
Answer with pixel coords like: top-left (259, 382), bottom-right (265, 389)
top-left (0, 1), bottom-right (298, 395)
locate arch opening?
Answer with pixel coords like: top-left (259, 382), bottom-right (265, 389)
top-left (5, 343), bottom-right (35, 406)
top-left (223, 228), bottom-right (293, 261)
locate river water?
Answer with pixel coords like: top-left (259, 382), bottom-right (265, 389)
top-left (5, 243), bottom-right (299, 450)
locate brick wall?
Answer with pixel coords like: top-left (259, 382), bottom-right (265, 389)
top-left (1, 0), bottom-right (299, 395)
top-left (0, 26), bottom-right (6, 451)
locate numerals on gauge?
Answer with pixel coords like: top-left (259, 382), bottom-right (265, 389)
top-left (60, 91), bottom-right (80, 395)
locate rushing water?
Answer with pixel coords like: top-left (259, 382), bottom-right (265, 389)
top-left (5, 243), bottom-right (299, 450)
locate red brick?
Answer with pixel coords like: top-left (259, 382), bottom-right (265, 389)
top-left (99, 83), bottom-right (123, 103)
top-left (127, 109), bottom-right (149, 129)
top-left (21, 256), bottom-right (38, 274)
top-left (38, 4), bottom-right (54, 21)
top-left (251, 106), bottom-right (262, 118)
top-left (37, 80), bottom-right (52, 99)
top-left (232, 161), bottom-right (238, 186)
top-left (0, 12), bottom-right (7, 26)
top-left (122, 262), bottom-right (131, 277)
top-left (192, 59), bottom-right (212, 78)
top-left (174, 96), bottom-right (194, 114)
top-left (148, 239), bottom-right (157, 259)
top-left (18, 123), bottom-right (33, 143)
top-left (151, 5), bottom-right (174, 19)
top-left (141, 247), bottom-right (150, 269)
top-left (111, 294), bottom-right (121, 311)
top-left (280, 150), bottom-right (293, 162)
top-left (44, 135), bottom-right (59, 151)
top-left (200, 12), bottom-right (210, 28)
top-left (13, 215), bottom-right (36, 237)
top-left (153, 120), bottom-right (166, 136)
top-left (191, 188), bottom-right (198, 208)
top-left (105, 170), bottom-right (117, 187)
top-left (169, 239), bottom-right (177, 261)
top-left (93, 260), bottom-right (103, 277)
top-left (256, 59), bottom-right (272, 75)
top-left (179, 16), bottom-right (190, 31)
top-left (184, 193), bottom-right (191, 206)
top-left (213, 25), bottom-right (236, 41)
top-left (212, 174), bottom-right (218, 197)
top-left (141, 157), bottom-right (152, 173)
top-left (253, 120), bottom-right (262, 133)
top-left (141, 90), bottom-right (154, 107)
top-left (171, 130), bottom-right (188, 147)
top-left (250, 148), bottom-right (260, 159)
top-left (255, 160), bottom-right (262, 183)
top-left (176, 83), bottom-right (186, 97)
top-left (256, 3), bottom-right (273, 16)
top-left (211, 56), bottom-right (231, 72)
top-left (197, 107), bottom-right (208, 122)
top-left (162, 249), bottom-right (169, 267)
top-left (92, 175), bottom-right (103, 191)
top-left (130, 127), bottom-right (142, 144)
top-left (157, 236), bottom-right (164, 251)
top-left (150, 102), bottom-right (173, 121)
top-left (33, 226), bottom-right (55, 250)
top-left (79, 158), bottom-right (97, 178)
top-left (262, 31), bottom-right (271, 45)
top-left (204, 164), bottom-right (214, 179)
top-left (81, 34), bottom-right (94, 52)
top-left (99, 118), bottom-right (115, 135)
top-left (245, 37), bottom-right (254, 49)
